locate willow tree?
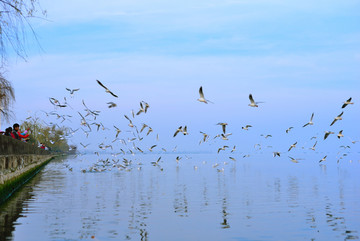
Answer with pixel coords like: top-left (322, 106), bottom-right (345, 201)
top-left (0, 0), bottom-right (46, 63)
top-left (0, 74), bottom-right (14, 129)
top-left (0, 0), bottom-right (45, 129)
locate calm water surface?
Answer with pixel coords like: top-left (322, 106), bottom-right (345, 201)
top-left (1, 154), bottom-right (359, 241)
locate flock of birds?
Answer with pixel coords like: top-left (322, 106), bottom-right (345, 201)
top-left (37, 80), bottom-right (358, 173)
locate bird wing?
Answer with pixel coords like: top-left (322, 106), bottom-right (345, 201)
top-left (96, 79), bottom-right (107, 90)
top-left (199, 86), bottom-right (205, 98)
top-left (338, 111), bottom-right (344, 117)
top-left (249, 94), bottom-right (255, 104)
top-left (330, 119), bottom-right (337, 126)
top-left (109, 90), bottom-right (118, 98)
top-left (313, 141), bottom-right (317, 147)
top-left (310, 112), bottom-right (314, 121)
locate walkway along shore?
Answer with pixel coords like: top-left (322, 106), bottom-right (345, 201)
top-left (0, 135), bottom-right (56, 205)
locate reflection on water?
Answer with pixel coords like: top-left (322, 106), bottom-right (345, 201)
top-left (0, 154), bottom-right (359, 241)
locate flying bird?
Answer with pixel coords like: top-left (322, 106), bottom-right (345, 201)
top-left (197, 86), bottom-right (213, 104)
top-left (324, 131), bottom-right (335, 140)
top-left (80, 143), bottom-right (90, 148)
top-left (218, 146), bottom-right (229, 153)
top-left (286, 127), bottom-right (294, 133)
top-left (303, 113), bottom-right (314, 127)
top-left (319, 155), bottom-right (327, 163)
top-left (113, 125), bottom-right (121, 138)
top-left (182, 126), bottom-right (189, 135)
top-left (288, 156), bottom-right (300, 163)
top-left (310, 141), bottom-right (317, 151)
top-left (288, 142), bottom-right (297, 152)
top-left (217, 122), bottom-right (228, 134)
top-left (65, 88), bottom-right (80, 96)
top-left (342, 97), bottom-right (354, 109)
top-left (330, 112), bottom-right (343, 126)
top-left (248, 94), bottom-right (262, 107)
top-left (337, 130), bottom-right (344, 139)
top-left (107, 102), bottom-right (117, 108)
top-left (242, 125), bottom-right (252, 130)
top-left (173, 126), bottom-right (183, 137)
top-left (96, 79), bottom-right (118, 98)
top-left (124, 115), bottom-right (134, 128)
top-left (221, 133), bottom-right (232, 140)
top-left (273, 152), bottom-right (281, 157)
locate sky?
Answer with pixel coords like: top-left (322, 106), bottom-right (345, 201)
top-left (3, 0), bottom-right (360, 156)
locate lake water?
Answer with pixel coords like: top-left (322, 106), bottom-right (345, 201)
top-left (1, 153), bottom-right (359, 241)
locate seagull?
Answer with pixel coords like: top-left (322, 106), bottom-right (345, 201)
top-left (200, 131), bottom-right (209, 143)
top-left (197, 86), bottom-right (213, 104)
top-left (217, 122), bottom-right (228, 134)
top-left (288, 156), bottom-right (300, 163)
top-left (286, 127), bottom-right (294, 133)
top-left (151, 156), bottom-right (162, 166)
top-left (248, 94), bottom-right (261, 107)
top-left (107, 102), bottom-right (117, 108)
top-left (242, 125), bottom-right (252, 130)
top-left (342, 97), bottom-right (354, 109)
top-left (136, 102), bottom-right (145, 115)
top-left (173, 126), bottom-right (183, 137)
top-left (176, 156), bottom-right (182, 164)
top-left (146, 127), bottom-right (153, 136)
top-left (80, 143), bottom-right (90, 148)
top-left (65, 88), bottom-right (80, 96)
top-left (303, 113), bottom-right (314, 127)
top-left (319, 155), bottom-right (327, 163)
top-left (324, 131), bottom-right (335, 140)
top-left (218, 146), bottom-right (229, 153)
top-left (310, 141), bottom-right (317, 151)
top-left (221, 133), bottom-right (232, 140)
top-left (330, 112), bottom-right (344, 126)
top-left (114, 125), bottom-right (121, 138)
top-left (148, 145), bottom-right (157, 152)
top-left (288, 142), bottom-right (297, 152)
top-left (96, 79), bottom-right (118, 98)
top-left (78, 112), bottom-right (91, 131)
top-left (140, 123), bottom-right (148, 133)
top-left (231, 145), bottom-right (236, 153)
top-left (337, 130), bottom-right (344, 139)
top-left (142, 101), bottom-right (150, 113)
top-left (124, 115), bottom-right (134, 128)
top-left (182, 126), bottom-right (189, 135)
top-left (273, 152), bottom-right (281, 157)
top-left (229, 157), bottom-right (236, 161)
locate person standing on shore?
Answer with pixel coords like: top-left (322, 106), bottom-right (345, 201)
top-left (12, 123), bottom-right (29, 140)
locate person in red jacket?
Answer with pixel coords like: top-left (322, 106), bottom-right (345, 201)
top-left (12, 123), bottom-right (29, 140)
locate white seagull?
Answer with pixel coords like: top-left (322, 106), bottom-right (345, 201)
top-left (330, 112), bottom-right (343, 126)
top-left (248, 94), bottom-right (262, 107)
top-left (342, 97), bottom-right (354, 109)
top-left (303, 113), bottom-right (314, 127)
top-left (96, 79), bottom-right (118, 98)
top-left (197, 86), bottom-right (213, 104)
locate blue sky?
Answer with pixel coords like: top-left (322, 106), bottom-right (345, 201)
top-left (3, 0), bottom-right (360, 156)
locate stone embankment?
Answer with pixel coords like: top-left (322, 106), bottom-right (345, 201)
top-left (0, 135), bottom-right (55, 204)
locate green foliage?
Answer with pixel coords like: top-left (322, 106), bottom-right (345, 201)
top-left (21, 116), bottom-right (72, 153)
